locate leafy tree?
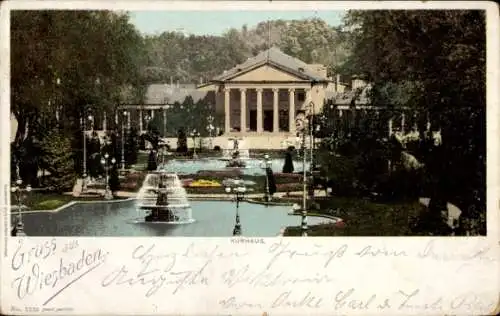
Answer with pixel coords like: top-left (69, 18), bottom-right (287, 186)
top-left (17, 137), bottom-right (40, 187)
top-left (38, 128), bottom-right (76, 192)
top-left (338, 10), bottom-right (485, 234)
top-left (10, 11), bottom-right (145, 186)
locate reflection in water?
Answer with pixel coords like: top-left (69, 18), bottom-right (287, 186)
top-left (14, 200), bottom-right (333, 237)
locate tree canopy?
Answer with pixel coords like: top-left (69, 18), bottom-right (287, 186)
top-left (11, 10), bottom-right (146, 185)
top-left (140, 18), bottom-right (350, 83)
top-left (330, 10), bottom-right (486, 234)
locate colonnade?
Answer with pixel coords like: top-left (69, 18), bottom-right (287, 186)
top-left (223, 87), bottom-right (312, 134)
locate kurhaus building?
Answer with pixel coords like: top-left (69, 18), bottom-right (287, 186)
top-left (198, 47), bottom-right (342, 136)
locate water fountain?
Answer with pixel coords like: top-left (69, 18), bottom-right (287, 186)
top-left (221, 138), bottom-right (250, 161)
top-left (136, 171), bottom-right (195, 224)
top-left (226, 150), bottom-right (247, 168)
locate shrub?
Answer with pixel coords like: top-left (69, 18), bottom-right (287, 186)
top-left (109, 165), bottom-right (120, 193)
top-left (282, 150), bottom-right (294, 173)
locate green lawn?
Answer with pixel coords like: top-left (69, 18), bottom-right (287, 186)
top-left (11, 191), bottom-right (126, 211)
top-left (283, 196), bottom-right (426, 236)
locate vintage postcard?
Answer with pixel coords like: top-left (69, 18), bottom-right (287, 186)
top-left (1, 0), bottom-right (498, 315)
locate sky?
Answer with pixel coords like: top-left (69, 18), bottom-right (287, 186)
top-left (129, 11), bottom-right (345, 36)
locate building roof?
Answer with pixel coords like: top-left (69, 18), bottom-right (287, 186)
top-left (212, 46), bottom-right (329, 82)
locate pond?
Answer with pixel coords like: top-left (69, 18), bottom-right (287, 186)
top-left (159, 158), bottom-right (310, 175)
top-left (14, 200), bottom-right (334, 237)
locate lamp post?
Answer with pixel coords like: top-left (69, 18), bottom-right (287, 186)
top-left (225, 180), bottom-right (246, 236)
top-left (295, 109), bottom-right (310, 237)
top-left (82, 113), bottom-right (93, 192)
top-left (11, 178), bottom-right (31, 236)
top-left (207, 115), bottom-right (215, 149)
top-left (121, 111), bottom-right (129, 171)
top-left (190, 130), bottom-right (200, 158)
top-left (308, 102), bottom-right (316, 200)
top-left (260, 154), bottom-right (272, 202)
top-left (100, 153), bottom-right (116, 200)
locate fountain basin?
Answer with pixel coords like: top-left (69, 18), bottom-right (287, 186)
top-left (13, 200), bottom-right (336, 237)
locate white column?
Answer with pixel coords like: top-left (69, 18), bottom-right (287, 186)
top-left (339, 109), bottom-right (343, 117)
top-left (102, 112), bottom-right (107, 131)
top-left (127, 112), bottom-right (131, 130)
top-left (115, 112), bottom-right (118, 125)
top-left (139, 109), bottom-right (143, 133)
top-left (151, 109), bottom-right (155, 119)
top-left (388, 118), bottom-right (393, 137)
top-left (288, 88), bottom-right (295, 133)
top-left (224, 88), bottom-right (231, 133)
top-left (256, 88), bottom-right (263, 133)
top-left (273, 88), bottom-right (279, 133)
top-left (240, 88), bottom-right (247, 134)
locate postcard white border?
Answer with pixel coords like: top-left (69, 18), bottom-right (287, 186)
top-left (0, 1), bottom-right (499, 315)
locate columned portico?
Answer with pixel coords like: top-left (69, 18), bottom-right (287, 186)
top-left (220, 85), bottom-right (317, 135)
top-left (204, 47), bottom-right (331, 136)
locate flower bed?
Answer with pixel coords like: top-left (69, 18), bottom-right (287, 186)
top-left (181, 178), bottom-right (194, 187)
top-left (188, 179), bottom-right (222, 188)
top-left (121, 172), bottom-right (146, 191)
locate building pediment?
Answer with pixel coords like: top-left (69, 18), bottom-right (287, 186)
top-left (211, 47), bottom-right (328, 83)
top-left (226, 63), bottom-right (311, 82)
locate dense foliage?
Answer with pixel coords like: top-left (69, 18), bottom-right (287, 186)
top-left (319, 10), bottom-right (486, 235)
top-left (11, 11), bottom-right (145, 189)
top-left (141, 18), bottom-right (350, 83)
